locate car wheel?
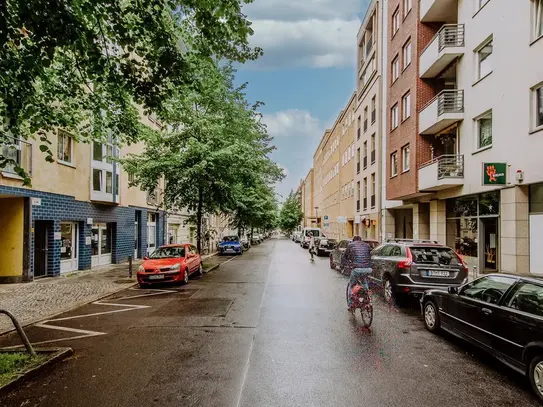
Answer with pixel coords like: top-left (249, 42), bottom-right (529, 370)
top-left (182, 268), bottom-right (190, 285)
top-left (423, 300), bottom-right (440, 333)
top-left (198, 263), bottom-right (204, 277)
top-left (529, 354), bottom-right (543, 402)
top-left (329, 255), bottom-right (335, 270)
top-left (317, 250), bottom-right (324, 257)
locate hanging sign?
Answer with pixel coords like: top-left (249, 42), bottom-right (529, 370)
top-left (482, 163), bottom-right (507, 185)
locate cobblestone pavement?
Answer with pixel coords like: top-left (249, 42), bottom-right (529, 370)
top-left (0, 253), bottom-right (221, 335)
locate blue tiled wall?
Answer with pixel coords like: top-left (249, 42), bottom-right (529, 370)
top-left (0, 185), bottom-right (165, 278)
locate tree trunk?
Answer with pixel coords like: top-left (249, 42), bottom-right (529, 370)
top-left (196, 186), bottom-right (203, 253)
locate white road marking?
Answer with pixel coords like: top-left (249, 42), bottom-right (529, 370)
top-left (1, 288), bottom-right (177, 349)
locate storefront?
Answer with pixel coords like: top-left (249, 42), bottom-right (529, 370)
top-left (446, 190), bottom-right (500, 278)
top-left (529, 183), bottom-right (543, 275)
top-left (60, 222), bottom-right (79, 273)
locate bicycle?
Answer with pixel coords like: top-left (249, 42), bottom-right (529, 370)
top-left (346, 271), bottom-right (373, 328)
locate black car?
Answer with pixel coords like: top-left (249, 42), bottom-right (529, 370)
top-left (421, 274), bottom-right (543, 401)
top-left (370, 239), bottom-right (468, 305)
top-left (329, 239), bottom-right (380, 274)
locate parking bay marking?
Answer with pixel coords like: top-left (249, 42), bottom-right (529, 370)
top-left (1, 288), bottom-right (178, 349)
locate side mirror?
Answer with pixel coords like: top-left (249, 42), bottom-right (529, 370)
top-left (143, 256), bottom-right (149, 260)
top-left (448, 286), bottom-right (458, 295)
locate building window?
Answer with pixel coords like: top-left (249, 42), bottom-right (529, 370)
top-left (363, 141), bottom-right (368, 169)
top-left (402, 92), bottom-right (411, 121)
top-left (476, 111), bottom-right (493, 149)
top-left (392, 56), bottom-right (400, 82)
top-left (371, 96), bottom-right (376, 123)
top-left (401, 144), bottom-right (410, 172)
top-left (402, 40), bottom-right (412, 70)
top-left (477, 38), bottom-right (493, 79)
top-left (106, 171), bottom-right (113, 194)
top-left (93, 141), bottom-right (103, 161)
top-left (370, 134), bottom-right (376, 164)
top-left (57, 130), bottom-right (73, 164)
top-left (535, 84), bottom-right (543, 129)
top-left (363, 177), bottom-right (368, 209)
top-left (391, 152), bottom-right (398, 177)
top-left (371, 173), bottom-right (376, 208)
top-left (534, 0), bottom-right (543, 39)
top-left (391, 104), bottom-right (399, 129)
top-left (403, 0), bottom-right (412, 16)
top-left (93, 169), bottom-right (102, 192)
top-left (392, 8), bottom-right (400, 35)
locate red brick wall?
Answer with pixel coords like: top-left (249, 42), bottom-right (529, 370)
top-left (386, 0), bottom-right (419, 200)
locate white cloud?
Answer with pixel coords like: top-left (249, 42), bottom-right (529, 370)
top-left (244, 0), bottom-right (362, 21)
top-left (262, 109), bottom-right (321, 138)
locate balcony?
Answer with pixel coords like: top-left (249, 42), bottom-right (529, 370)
top-left (419, 90), bottom-right (464, 135)
top-left (420, 25), bottom-right (464, 78)
top-left (420, 0), bottom-right (459, 23)
top-left (1, 137), bottom-right (32, 178)
top-left (418, 155), bottom-right (464, 192)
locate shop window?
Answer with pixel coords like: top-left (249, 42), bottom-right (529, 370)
top-left (447, 195), bottom-right (478, 218)
top-left (479, 191), bottom-right (500, 215)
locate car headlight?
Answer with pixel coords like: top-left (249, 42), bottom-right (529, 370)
top-left (170, 263), bottom-right (181, 271)
top-left (138, 265), bottom-right (145, 273)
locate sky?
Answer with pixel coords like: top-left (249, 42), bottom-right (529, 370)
top-left (236, 0), bottom-right (371, 201)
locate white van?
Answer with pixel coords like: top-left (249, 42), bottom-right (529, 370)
top-left (300, 227), bottom-right (322, 248)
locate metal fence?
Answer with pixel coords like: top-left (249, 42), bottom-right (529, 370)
top-left (437, 90), bottom-right (464, 116)
top-left (437, 24), bottom-right (465, 52)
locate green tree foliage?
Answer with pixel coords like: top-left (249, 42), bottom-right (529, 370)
top-left (0, 0), bottom-right (262, 182)
top-left (278, 191), bottom-right (304, 234)
top-left (122, 58), bottom-right (283, 252)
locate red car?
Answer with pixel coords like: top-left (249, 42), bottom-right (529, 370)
top-left (137, 244), bottom-right (203, 287)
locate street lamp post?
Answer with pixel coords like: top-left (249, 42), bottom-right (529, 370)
top-left (315, 206), bottom-right (319, 228)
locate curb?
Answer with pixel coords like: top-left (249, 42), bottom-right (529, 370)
top-left (0, 281), bottom-right (137, 337)
top-left (0, 347), bottom-right (73, 398)
top-left (203, 264), bottom-right (220, 274)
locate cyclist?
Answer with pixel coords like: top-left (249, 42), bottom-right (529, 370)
top-left (341, 235), bottom-right (372, 310)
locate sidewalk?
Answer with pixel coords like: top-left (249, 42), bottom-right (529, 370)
top-left (0, 253), bottom-right (219, 335)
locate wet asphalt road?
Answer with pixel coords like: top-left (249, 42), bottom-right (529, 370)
top-left (0, 238), bottom-right (540, 406)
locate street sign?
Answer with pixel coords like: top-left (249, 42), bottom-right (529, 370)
top-left (31, 197), bottom-right (41, 206)
top-left (482, 162), bottom-right (507, 185)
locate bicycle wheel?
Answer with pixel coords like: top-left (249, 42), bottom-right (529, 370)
top-left (360, 303), bottom-right (373, 327)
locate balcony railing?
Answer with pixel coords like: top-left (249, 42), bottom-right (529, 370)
top-left (1, 137), bottom-right (32, 177)
top-left (357, 162), bottom-right (360, 174)
top-left (364, 119), bottom-right (368, 132)
top-left (437, 24), bottom-right (465, 52)
top-left (371, 110), bottom-right (376, 123)
top-left (371, 150), bottom-right (376, 164)
top-left (371, 195), bottom-right (376, 208)
top-left (419, 90), bottom-right (464, 135)
top-left (437, 90), bottom-right (464, 116)
top-left (363, 198), bottom-right (368, 210)
top-left (365, 35), bottom-right (374, 56)
top-left (419, 155), bottom-right (465, 191)
top-left (357, 200), bottom-right (361, 212)
top-left (363, 156), bottom-right (368, 169)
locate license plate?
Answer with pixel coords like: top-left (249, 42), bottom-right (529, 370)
top-left (426, 270), bottom-right (449, 277)
top-left (148, 274), bottom-right (165, 280)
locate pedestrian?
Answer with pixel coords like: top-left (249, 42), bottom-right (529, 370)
top-left (308, 234), bottom-right (315, 261)
top-left (341, 236), bottom-right (372, 310)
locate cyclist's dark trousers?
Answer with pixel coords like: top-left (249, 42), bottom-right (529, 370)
top-left (347, 267), bottom-right (372, 307)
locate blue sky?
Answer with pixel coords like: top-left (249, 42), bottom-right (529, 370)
top-left (236, 0), bottom-right (370, 200)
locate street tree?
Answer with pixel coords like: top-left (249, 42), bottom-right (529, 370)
top-left (278, 191), bottom-right (304, 235)
top-left (0, 0), bottom-right (262, 183)
top-left (122, 58), bottom-right (283, 252)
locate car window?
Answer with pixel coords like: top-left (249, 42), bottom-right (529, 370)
top-left (409, 246), bottom-right (458, 266)
top-left (390, 246), bottom-right (402, 257)
top-left (379, 245), bottom-right (393, 257)
top-left (149, 246), bottom-right (185, 259)
top-left (504, 283), bottom-right (543, 317)
top-left (460, 276), bottom-right (517, 304)
top-left (191, 245), bottom-right (198, 255)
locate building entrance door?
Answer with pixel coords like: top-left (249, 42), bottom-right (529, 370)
top-left (91, 223), bottom-right (112, 267)
top-left (481, 217), bottom-right (498, 273)
top-left (34, 221), bottom-right (49, 277)
top-left (60, 222), bottom-right (79, 273)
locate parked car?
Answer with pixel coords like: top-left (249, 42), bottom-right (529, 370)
top-left (240, 235), bottom-right (251, 250)
top-left (292, 232), bottom-right (302, 243)
top-left (329, 239), bottom-right (379, 272)
top-left (421, 274), bottom-right (543, 402)
top-left (137, 244), bottom-right (202, 287)
top-left (251, 234), bottom-right (261, 245)
top-left (300, 227), bottom-right (322, 248)
top-left (371, 239), bottom-right (469, 305)
top-left (219, 236), bottom-right (243, 255)
top-left (314, 236), bottom-right (337, 256)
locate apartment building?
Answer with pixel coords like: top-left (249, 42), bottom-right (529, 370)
top-left (312, 130), bottom-right (328, 228)
top-left (355, 0), bottom-right (385, 241)
top-left (0, 118), bottom-right (167, 283)
top-left (384, 0), bottom-right (543, 276)
top-left (303, 169), bottom-right (315, 227)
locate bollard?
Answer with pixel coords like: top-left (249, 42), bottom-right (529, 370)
top-left (128, 255), bottom-right (133, 279)
top-left (0, 309), bottom-right (36, 357)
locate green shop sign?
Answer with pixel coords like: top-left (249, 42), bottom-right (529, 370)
top-left (482, 162), bottom-right (507, 185)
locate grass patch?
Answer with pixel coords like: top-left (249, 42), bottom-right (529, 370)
top-left (0, 352), bottom-right (46, 387)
